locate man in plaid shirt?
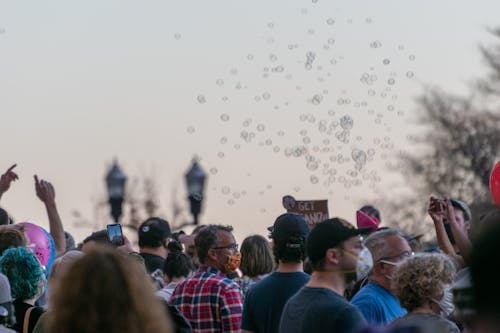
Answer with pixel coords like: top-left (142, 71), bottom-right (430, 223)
top-left (171, 225), bottom-right (243, 333)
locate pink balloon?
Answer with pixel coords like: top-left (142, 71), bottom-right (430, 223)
top-left (18, 222), bottom-right (53, 267)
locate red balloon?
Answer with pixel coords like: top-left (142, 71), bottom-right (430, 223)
top-left (489, 160), bottom-right (500, 207)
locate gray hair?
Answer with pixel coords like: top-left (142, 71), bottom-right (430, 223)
top-left (364, 228), bottom-right (405, 262)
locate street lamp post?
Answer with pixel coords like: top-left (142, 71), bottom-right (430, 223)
top-left (185, 159), bottom-right (207, 225)
top-left (105, 162), bottom-right (127, 223)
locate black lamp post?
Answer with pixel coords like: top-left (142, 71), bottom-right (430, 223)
top-left (105, 162), bottom-right (127, 223)
top-left (185, 159), bottom-right (206, 225)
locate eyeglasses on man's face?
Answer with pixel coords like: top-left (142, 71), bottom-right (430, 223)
top-left (212, 243), bottom-right (239, 252)
top-left (378, 251), bottom-right (414, 262)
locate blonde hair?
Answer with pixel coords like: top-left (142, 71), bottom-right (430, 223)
top-left (48, 247), bottom-right (172, 333)
top-left (392, 253), bottom-right (456, 311)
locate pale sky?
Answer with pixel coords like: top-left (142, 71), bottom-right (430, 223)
top-left (1, 0), bottom-right (500, 245)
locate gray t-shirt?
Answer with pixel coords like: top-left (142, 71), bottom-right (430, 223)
top-left (390, 312), bottom-right (460, 333)
top-left (279, 287), bottom-right (367, 333)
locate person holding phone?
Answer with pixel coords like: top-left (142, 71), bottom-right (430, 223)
top-left (428, 196), bottom-right (472, 268)
top-left (106, 224), bottom-right (124, 246)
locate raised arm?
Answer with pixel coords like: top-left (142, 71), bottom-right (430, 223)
top-left (444, 197), bottom-right (472, 265)
top-left (428, 196), bottom-right (464, 267)
top-left (34, 175), bottom-right (66, 257)
top-left (0, 164), bottom-right (18, 202)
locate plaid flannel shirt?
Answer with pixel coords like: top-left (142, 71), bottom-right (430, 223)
top-left (171, 265), bottom-right (243, 333)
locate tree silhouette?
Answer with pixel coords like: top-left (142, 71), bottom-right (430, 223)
top-left (382, 29), bottom-right (500, 238)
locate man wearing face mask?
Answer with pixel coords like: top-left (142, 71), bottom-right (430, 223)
top-left (171, 224), bottom-right (243, 333)
top-left (351, 228), bottom-right (412, 325)
top-left (279, 218), bottom-right (370, 333)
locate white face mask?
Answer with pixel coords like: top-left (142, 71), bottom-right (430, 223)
top-left (431, 286), bottom-right (455, 317)
top-left (356, 246), bottom-right (373, 280)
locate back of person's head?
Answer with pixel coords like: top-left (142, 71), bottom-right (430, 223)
top-left (81, 230), bottom-right (112, 253)
top-left (364, 228), bottom-right (405, 261)
top-left (360, 205), bottom-right (381, 222)
top-left (0, 247), bottom-right (43, 301)
top-left (269, 213), bottom-right (309, 263)
top-left (0, 272), bottom-right (15, 327)
top-left (163, 241), bottom-right (195, 282)
top-left (240, 235), bottom-right (274, 278)
top-left (138, 217), bottom-right (171, 249)
top-left (82, 230), bottom-right (109, 245)
top-left (47, 247), bottom-right (172, 333)
top-left (48, 250), bottom-right (84, 286)
top-left (195, 225), bottom-right (233, 264)
top-left (392, 253), bottom-right (456, 312)
top-left (65, 231), bottom-right (76, 252)
top-left (0, 208), bottom-right (12, 226)
top-left (0, 224), bottom-right (27, 256)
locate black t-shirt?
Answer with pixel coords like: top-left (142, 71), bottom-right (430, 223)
top-left (139, 253), bottom-right (165, 274)
top-left (13, 300), bottom-right (45, 333)
top-left (279, 287), bottom-right (366, 333)
top-left (241, 272), bottom-right (310, 333)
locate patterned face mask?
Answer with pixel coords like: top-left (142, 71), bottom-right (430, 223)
top-left (225, 253), bottom-right (241, 274)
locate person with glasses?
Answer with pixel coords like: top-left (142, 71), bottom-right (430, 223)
top-left (170, 225), bottom-right (243, 333)
top-left (351, 228), bottom-right (413, 325)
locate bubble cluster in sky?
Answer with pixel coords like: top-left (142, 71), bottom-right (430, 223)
top-left (188, 4), bottom-right (417, 207)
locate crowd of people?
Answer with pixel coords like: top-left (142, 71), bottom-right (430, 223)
top-left (1, 164), bottom-right (500, 333)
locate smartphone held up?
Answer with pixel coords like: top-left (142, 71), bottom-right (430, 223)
top-left (107, 223), bottom-right (124, 246)
top-left (429, 197), bottom-right (446, 214)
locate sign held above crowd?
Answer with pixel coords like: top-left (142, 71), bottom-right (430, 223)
top-left (282, 195), bottom-right (329, 228)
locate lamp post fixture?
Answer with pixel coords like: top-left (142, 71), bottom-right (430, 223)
top-left (105, 161), bottom-right (127, 223)
top-left (185, 159), bottom-right (207, 225)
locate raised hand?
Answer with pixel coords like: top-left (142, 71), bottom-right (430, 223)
top-left (34, 175), bottom-right (56, 206)
top-left (34, 174), bottom-right (66, 257)
top-left (428, 196), bottom-right (446, 223)
top-left (0, 164), bottom-right (19, 198)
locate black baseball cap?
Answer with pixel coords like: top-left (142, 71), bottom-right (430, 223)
top-left (138, 217), bottom-right (171, 248)
top-left (307, 217), bottom-right (371, 263)
top-left (269, 213), bottom-right (309, 243)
